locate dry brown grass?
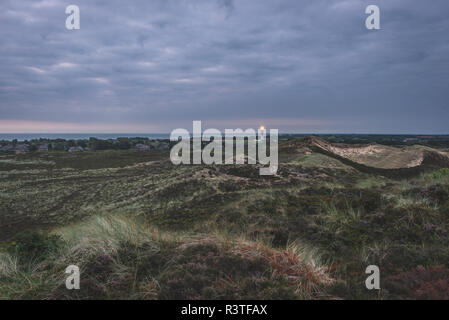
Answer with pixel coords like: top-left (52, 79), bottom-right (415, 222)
top-left (178, 233), bottom-right (333, 298)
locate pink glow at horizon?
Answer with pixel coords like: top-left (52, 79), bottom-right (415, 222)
top-left (0, 118), bottom-right (337, 134)
top-left (0, 120), bottom-right (164, 134)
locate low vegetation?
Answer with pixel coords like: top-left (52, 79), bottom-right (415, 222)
top-left (0, 215), bottom-right (332, 299)
top-left (1, 137), bottom-right (449, 299)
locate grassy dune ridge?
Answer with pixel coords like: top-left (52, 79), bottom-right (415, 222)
top-left (0, 214), bottom-right (331, 299)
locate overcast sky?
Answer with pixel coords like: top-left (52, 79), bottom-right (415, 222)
top-left (0, 0), bottom-right (448, 133)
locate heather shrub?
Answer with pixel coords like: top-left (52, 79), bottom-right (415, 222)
top-left (387, 265), bottom-right (449, 299)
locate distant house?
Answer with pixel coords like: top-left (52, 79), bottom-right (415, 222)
top-left (149, 141), bottom-right (169, 150)
top-left (0, 144), bottom-right (15, 153)
top-left (38, 144), bottom-right (49, 152)
top-left (14, 144), bottom-right (29, 154)
top-left (135, 143), bottom-right (150, 151)
top-left (68, 146), bottom-right (84, 152)
top-left (159, 142), bottom-right (169, 150)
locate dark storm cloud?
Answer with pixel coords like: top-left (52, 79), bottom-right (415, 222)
top-left (0, 0), bottom-right (448, 133)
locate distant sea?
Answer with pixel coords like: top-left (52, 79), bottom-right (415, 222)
top-left (1, 133), bottom-right (445, 142)
top-left (0, 133), bottom-right (170, 141)
top-left (0, 133), bottom-right (295, 141)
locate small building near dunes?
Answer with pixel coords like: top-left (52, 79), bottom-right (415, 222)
top-left (68, 146), bottom-right (84, 152)
top-left (14, 144), bottom-right (29, 154)
top-left (135, 143), bottom-right (150, 151)
top-left (149, 141), bottom-right (169, 150)
top-left (38, 144), bottom-right (49, 152)
top-left (0, 144), bottom-right (15, 153)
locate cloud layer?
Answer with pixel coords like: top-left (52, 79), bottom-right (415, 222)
top-left (1, 0), bottom-right (448, 133)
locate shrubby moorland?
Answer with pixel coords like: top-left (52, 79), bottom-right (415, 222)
top-left (1, 137), bottom-right (449, 299)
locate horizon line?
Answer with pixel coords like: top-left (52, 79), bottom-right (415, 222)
top-left (1, 132), bottom-right (449, 136)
